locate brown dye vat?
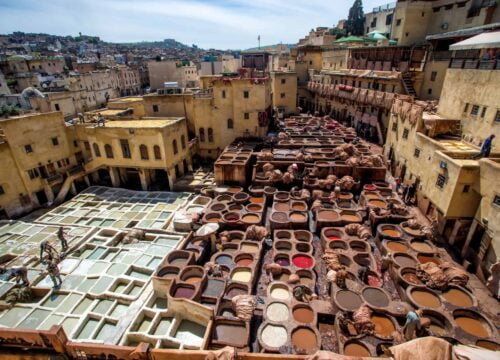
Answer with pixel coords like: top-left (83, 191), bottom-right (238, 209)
top-left (362, 288), bottom-right (389, 308)
top-left (242, 214), bottom-right (260, 224)
top-left (317, 210), bottom-right (339, 221)
top-left (225, 285), bottom-right (248, 298)
top-left (275, 192), bottom-right (290, 201)
top-left (228, 186), bottom-right (243, 193)
top-left (336, 290), bottom-right (362, 311)
top-left (371, 315), bottom-right (395, 337)
top-left (369, 199), bottom-right (387, 208)
top-left (382, 229), bottom-right (401, 238)
top-left (455, 316), bottom-right (489, 337)
top-left (402, 272), bottom-right (423, 285)
top-left (411, 289), bottom-right (441, 308)
top-left (344, 342), bottom-right (371, 357)
top-left (394, 254), bottom-right (417, 268)
top-left (275, 241), bottom-right (292, 252)
top-left (411, 241), bottom-right (434, 253)
top-left (341, 213), bottom-right (360, 222)
top-left (228, 204), bottom-right (243, 211)
top-left (157, 266), bottom-right (179, 278)
top-left (272, 212), bottom-right (288, 222)
top-left (291, 328), bottom-right (317, 352)
top-left (213, 323), bottom-right (247, 345)
top-left (442, 288), bottom-right (473, 307)
top-left (240, 243), bottom-right (259, 253)
top-left (387, 241), bottom-right (408, 253)
top-left (365, 192), bottom-right (380, 200)
top-left (402, 225), bottom-right (424, 237)
top-left (476, 340), bottom-right (499, 351)
top-left (428, 323), bottom-right (447, 336)
top-left (169, 258), bottom-right (188, 266)
top-left (184, 275), bottom-right (202, 284)
top-left (350, 241), bottom-right (368, 252)
top-left (276, 231), bottom-right (292, 240)
top-left (250, 196), bottom-right (265, 204)
top-left (291, 202), bottom-right (307, 211)
top-left (173, 286), bottom-right (195, 299)
top-left (295, 231), bottom-right (312, 242)
top-left (247, 204), bottom-right (263, 212)
top-left (290, 212), bottom-right (307, 222)
top-left (275, 271), bottom-right (290, 282)
top-left (224, 212), bottom-right (240, 223)
top-left (295, 243), bottom-right (311, 253)
top-left (211, 203), bottom-right (226, 212)
top-left (293, 306), bottom-right (314, 323)
top-left (418, 255), bottom-right (440, 265)
top-left (338, 192), bottom-right (353, 200)
top-left (206, 213), bottom-right (222, 223)
top-left (275, 202), bottom-right (290, 211)
top-left (324, 229), bottom-right (344, 241)
top-left (297, 270), bottom-right (314, 286)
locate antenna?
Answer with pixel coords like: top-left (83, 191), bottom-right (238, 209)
top-left (258, 35), bottom-right (261, 50)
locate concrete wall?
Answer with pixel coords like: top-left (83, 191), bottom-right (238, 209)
top-left (419, 60), bottom-right (448, 100)
top-left (271, 72), bottom-right (297, 115)
top-left (148, 61), bottom-right (199, 90)
top-left (438, 69), bottom-right (500, 151)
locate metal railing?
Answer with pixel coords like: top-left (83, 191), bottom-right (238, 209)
top-left (449, 59), bottom-right (499, 70)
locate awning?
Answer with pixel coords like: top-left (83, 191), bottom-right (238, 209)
top-left (426, 22), bottom-right (500, 41)
top-left (450, 31), bottom-right (500, 50)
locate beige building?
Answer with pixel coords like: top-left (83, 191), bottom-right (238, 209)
top-left (117, 65), bottom-right (141, 96)
top-left (200, 55), bottom-right (241, 76)
top-left (270, 71), bottom-right (297, 116)
top-left (364, 3), bottom-right (395, 36)
top-left (147, 60), bottom-right (199, 90)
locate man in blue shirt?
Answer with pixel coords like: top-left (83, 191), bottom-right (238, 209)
top-left (473, 134), bottom-right (495, 159)
top-left (404, 309), bottom-right (422, 340)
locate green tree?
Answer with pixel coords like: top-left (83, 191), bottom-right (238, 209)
top-left (346, 0), bottom-right (365, 36)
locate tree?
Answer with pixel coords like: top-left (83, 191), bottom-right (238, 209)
top-left (346, 0), bottom-right (365, 36)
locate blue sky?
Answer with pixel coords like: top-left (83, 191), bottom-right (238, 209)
top-left (0, 0), bottom-right (388, 49)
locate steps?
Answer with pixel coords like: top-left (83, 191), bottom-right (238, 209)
top-left (402, 72), bottom-right (417, 97)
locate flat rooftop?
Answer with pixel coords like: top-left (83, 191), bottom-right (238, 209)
top-left (83, 118), bottom-right (183, 129)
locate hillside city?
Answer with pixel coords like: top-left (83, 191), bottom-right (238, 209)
top-left (0, 0), bottom-right (498, 359)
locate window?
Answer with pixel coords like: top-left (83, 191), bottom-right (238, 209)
top-left (54, 103), bottom-right (60, 111)
top-left (172, 140), bottom-right (178, 154)
top-left (51, 137), bottom-right (59, 146)
top-left (414, 148), bottom-right (421, 158)
top-left (463, 103), bottom-right (469, 113)
top-left (227, 118), bottom-right (234, 129)
top-left (153, 104), bottom-right (159, 112)
top-left (444, 4), bottom-right (453, 10)
top-left (93, 143), bottom-right (101, 157)
top-left (27, 168), bottom-right (39, 180)
top-left (471, 105), bottom-right (479, 116)
top-left (421, 11), bottom-right (425, 17)
top-left (433, 7), bottom-right (440, 12)
top-left (280, 93), bottom-right (286, 98)
top-left (427, 88), bottom-right (432, 95)
top-left (430, 71), bottom-right (437, 82)
top-left (480, 107), bottom-right (487, 118)
top-left (436, 174), bottom-right (446, 188)
top-left (462, 185), bottom-right (470, 193)
top-left (222, 90), bottom-right (226, 98)
top-left (244, 112), bottom-right (250, 120)
top-left (309, 61), bottom-right (313, 65)
top-left (24, 144), bottom-right (33, 153)
top-left (73, 140), bottom-right (78, 147)
top-left (281, 79), bottom-right (286, 84)
top-left (386, 14), bottom-right (393, 25)
top-left (140, 144), bottom-right (149, 160)
top-left (208, 128), bottom-right (214, 143)
top-left (0, 185), bottom-right (4, 195)
top-left (494, 195), bottom-right (500, 206)
top-left (120, 139), bottom-right (131, 158)
top-left (243, 91), bottom-right (249, 98)
top-left (105, 144), bottom-right (113, 158)
top-left (154, 145), bottom-right (161, 160)
top-left (181, 135), bottom-right (186, 149)
top-left (457, 2), bottom-right (466, 8)
top-left (396, 19), bottom-right (401, 26)
top-left (495, 110), bottom-right (500, 123)
top-left (199, 128), bottom-right (205, 142)
top-left (84, 141), bottom-right (90, 151)
top-left (402, 128), bottom-right (409, 139)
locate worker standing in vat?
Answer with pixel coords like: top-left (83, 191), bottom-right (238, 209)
top-left (46, 259), bottom-right (63, 289)
top-left (39, 240), bottom-right (59, 264)
top-left (0, 266), bottom-right (30, 286)
top-left (403, 309), bottom-right (423, 340)
top-left (57, 226), bottom-right (68, 252)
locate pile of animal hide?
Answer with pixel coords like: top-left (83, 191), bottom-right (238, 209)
top-left (245, 225), bottom-right (268, 241)
top-left (353, 305), bottom-right (375, 335)
top-left (416, 262), bottom-right (446, 289)
top-left (123, 229), bottom-right (145, 244)
top-left (322, 249), bottom-right (342, 270)
top-left (5, 286), bottom-right (34, 304)
top-left (336, 176), bottom-right (356, 191)
top-left (344, 223), bottom-right (371, 239)
top-left (231, 295), bottom-right (256, 322)
top-left (257, 151), bottom-right (273, 161)
top-left (441, 262), bottom-right (469, 287)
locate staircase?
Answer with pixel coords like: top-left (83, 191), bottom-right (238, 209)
top-left (402, 72), bottom-right (417, 97)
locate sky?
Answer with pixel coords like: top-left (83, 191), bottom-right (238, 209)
top-left (0, 0), bottom-right (388, 49)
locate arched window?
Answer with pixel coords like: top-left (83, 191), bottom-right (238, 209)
top-left (181, 135), bottom-right (186, 149)
top-left (227, 118), bottom-right (233, 129)
top-left (104, 144), bottom-right (113, 158)
top-left (199, 128), bottom-right (205, 142)
top-left (154, 145), bottom-right (161, 160)
top-left (173, 140), bottom-right (178, 155)
top-left (139, 144), bottom-right (149, 160)
top-left (93, 143), bottom-right (101, 157)
top-left (208, 128), bottom-right (214, 143)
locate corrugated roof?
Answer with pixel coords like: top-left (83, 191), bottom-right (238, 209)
top-left (426, 22), bottom-right (500, 41)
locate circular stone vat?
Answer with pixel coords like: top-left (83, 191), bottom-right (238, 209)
top-left (210, 203), bottom-right (226, 212)
top-left (362, 287), bottom-right (390, 308)
top-left (410, 240), bottom-right (434, 253)
top-left (246, 203), bottom-right (263, 212)
top-left (225, 283), bottom-right (248, 298)
top-left (340, 211), bottom-right (361, 223)
top-left (400, 267), bottom-right (423, 285)
top-left (215, 254), bottom-right (233, 266)
top-left (274, 268), bottom-right (291, 282)
top-left (476, 340), bottom-right (499, 351)
top-left (276, 230), bottom-right (293, 240)
top-left (420, 310), bottom-right (452, 337)
top-left (242, 213), bottom-right (260, 224)
top-left (417, 254), bottom-right (441, 265)
top-left (274, 202), bottom-right (290, 212)
top-left (250, 196), bottom-right (265, 204)
top-left (223, 212), bottom-right (240, 223)
top-left (274, 192), bottom-right (290, 201)
top-left (393, 253), bottom-right (417, 268)
top-left (228, 186), bottom-right (243, 193)
top-left (233, 192), bottom-right (249, 203)
top-left (291, 202), bottom-right (307, 211)
top-left (317, 210), bottom-right (340, 222)
top-left (266, 302), bottom-right (289, 322)
top-left (368, 199), bottom-right (388, 208)
top-left (380, 225), bottom-right (402, 239)
top-left (275, 241), bottom-right (292, 252)
top-left (329, 241), bottom-right (348, 251)
top-left (295, 230), bottom-right (313, 242)
top-left (324, 228), bottom-right (344, 241)
top-left (180, 266), bottom-right (204, 284)
top-left (205, 213), bottom-right (222, 223)
top-left (335, 290), bottom-right (362, 311)
top-left (235, 254), bottom-right (254, 266)
top-left (442, 287), bottom-right (474, 307)
top-left (261, 324), bottom-right (288, 348)
top-left (344, 341), bottom-right (371, 357)
top-left (274, 254), bottom-right (290, 267)
top-left (271, 212), bottom-right (288, 222)
top-left (228, 203), bottom-right (243, 212)
top-left (386, 241), bottom-right (409, 253)
top-left (350, 240), bottom-right (369, 252)
top-left (292, 255), bottom-right (314, 269)
top-left (293, 305), bottom-right (314, 324)
top-left (290, 212), bottom-right (307, 223)
top-left (240, 242), bottom-right (259, 253)
top-left (231, 268), bottom-right (252, 283)
top-left (215, 194), bottom-right (232, 202)
top-left (410, 288), bottom-right (441, 308)
top-left (353, 254), bottom-right (372, 268)
top-left (291, 327), bottom-right (318, 352)
top-left (297, 269), bottom-right (314, 287)
top-left (173, 285), bottom-right (195, 299)
top-left (371, 314), bottom-right (395, 338)
top-left (157, 266), bottom-right (179, 278)
top-left (453, 310), bottom-right (492, 338)
top-left (402, 223), bottom-right (425, 237)
top-left (270, 284), bottom-right (290, 300)
top-left (295, 243), bottom-right (311, 253)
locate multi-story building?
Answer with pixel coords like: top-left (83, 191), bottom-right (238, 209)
top-left (200, 55), bottom-right (241, 76)
top-left (116, 65), bottom-right (141, 96)
top-left (270, 71), bottom-right (298, 117)
top-left (147, 60), bottom-right (199, 90)
top-left (384, 38), bottom-right (500, 281)
top-left (364, 2), bottom-right (396, 37)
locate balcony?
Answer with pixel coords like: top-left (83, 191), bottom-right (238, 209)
top-left (449, 59), bottom-right (500, 70)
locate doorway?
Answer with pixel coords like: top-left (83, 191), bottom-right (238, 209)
top-left (35, 190), bottom-right (48, 205)
top-left (152, 169), bottom-right (170, 191)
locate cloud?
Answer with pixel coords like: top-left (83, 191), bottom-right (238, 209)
top-left (0, 0), bottom-right (389, 49)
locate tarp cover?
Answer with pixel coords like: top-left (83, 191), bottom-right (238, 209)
top-left (389, 337), bottom-right (456, 360)
top-left (450, 31), bottom-right (500, 50)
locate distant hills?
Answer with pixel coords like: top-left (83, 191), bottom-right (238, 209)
top-left (118, 38), bottom-right (192, 49)
top-left (244, 43), bottom-right (295, 52)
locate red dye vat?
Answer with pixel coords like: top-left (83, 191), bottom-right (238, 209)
top-left (293, 255), bottom-right (313, 269)
top-left (364, 184), bottom-right (376, 191)
top-left (327, 236), bottom-right (341, 241)
top-left (174, 287), bottom-right (195, 299)
top-left (368, 275), bottom-right (381, 287)
top-left (237, 258), bottom-right (253, 266)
